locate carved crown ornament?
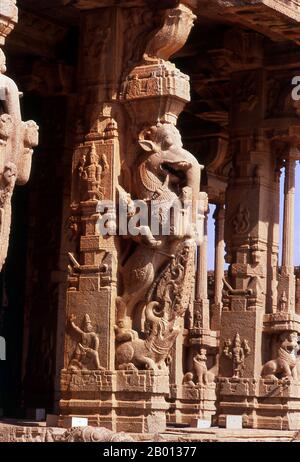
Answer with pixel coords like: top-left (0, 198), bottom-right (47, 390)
top-left (0, 0), bottom-right (17, 46)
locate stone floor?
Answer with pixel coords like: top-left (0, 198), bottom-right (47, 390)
top-left (0, 419), bottom-right (300, 442)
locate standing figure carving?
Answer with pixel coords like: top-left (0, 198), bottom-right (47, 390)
top-left (223, 333), bottom-right (251, 378)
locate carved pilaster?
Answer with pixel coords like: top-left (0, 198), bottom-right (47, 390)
top-left (0, 1), bottom-right (38, 271)
top-left (211, 203), bottom-right (225, 330)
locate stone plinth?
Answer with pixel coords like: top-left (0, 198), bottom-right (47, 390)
top-left (59, 370), bottom-right (169, 433)
top-left (217, 378), bottom-right (300, 430)
top-left (168, 383), bottom-right (216, 425)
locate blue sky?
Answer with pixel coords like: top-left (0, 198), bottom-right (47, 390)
top-left (207, 162), bottom-right (300, 269)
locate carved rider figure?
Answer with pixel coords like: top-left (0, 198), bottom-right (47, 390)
top-left (68, 314), bottom-right (103, 371)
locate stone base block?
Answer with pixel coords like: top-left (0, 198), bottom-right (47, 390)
top-left (59, 369), bottom-right (169, 433)
top-left (167, 383), bottom-right (216, 425)
top-left (217, 378), bottom-right (300, 430)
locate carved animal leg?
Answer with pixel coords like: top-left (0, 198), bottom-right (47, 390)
top-left (141, 357), bottom-right (157, 371)
top-left (157, 359), bottom-right (168, 372)
top-left (292, 366), bottom-right (298, 380)
top-left (281, 363), bottom-right (292, 378)
top-left (88, 350), bottom-right (103, 370)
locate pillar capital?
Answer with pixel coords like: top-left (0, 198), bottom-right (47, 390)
top-left (0, 0), bottom-right (18, 46)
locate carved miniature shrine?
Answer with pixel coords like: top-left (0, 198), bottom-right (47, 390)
top-left (1, 0), bottom-right (300, 438)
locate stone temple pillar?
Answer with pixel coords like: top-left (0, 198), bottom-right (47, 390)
top-left (194, 208), bottom-right (210, 331)
top-left (211, 203), bottom-right (225, 330)
top-left (0, 0), bottom-right (39, 271)
top-left (59, 1), bottom-right (205, 432)
top-left (277, 148), bottom-right (298, 314)
top-left (218, 68), bottom-right (279, 428)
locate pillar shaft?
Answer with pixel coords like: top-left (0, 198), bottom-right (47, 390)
top-left (196, 212), bottom-right (208, 301)
top-left (214, 204), bottom-right (225, 307)
top-left (282, 156), bottom-right (296, 271)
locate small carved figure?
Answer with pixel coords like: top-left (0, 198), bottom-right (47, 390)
top-left (193, 349), bottom-right (210, 385)
top-left (68, 314), bottom-right (104, 371)
top-left (78, 143), bottom-right (109, 200)
top-left (232, 204), bottom-right (250, 235)
top-left (183, 349), bottom-right (214, 386)
top-left (279, 291), bottom-right (288, 312)
top-left (182, 372), bottom-right (195, 387)
top-left (261, 331), bottom-right (299, 380)
top-left (223, 333), bottom-right (251, 378)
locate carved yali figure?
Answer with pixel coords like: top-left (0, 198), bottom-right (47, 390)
top-left (0, 48), bottom-right (39, 270)
top-left (116, 239), bottom-right (195, 371)
top-left (117, 123), bottom-right (204, 320)
top-left (261, 331), bottom-right (299, 380)
top-left (68, 314), bottom-right (104, 371)
top-left (183, 349), bottom-right (215, 386)
top-left (115, 122), bottom-right (205, 371)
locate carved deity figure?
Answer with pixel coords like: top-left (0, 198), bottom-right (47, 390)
top-left (0, 48), bottom-right (39, 270)
top-left (78, 143), bottom-right (109, 201)
top-left (223, 333), bottom-right (251, 378)
top-left (261, 331), bottom-right (299, 380)
top-left (68, 314), bottom-right (104, 371)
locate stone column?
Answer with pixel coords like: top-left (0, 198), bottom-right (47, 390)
top-left (59, 1), bottom-right (202, 432)
top-left (277, 149), bottom-right (297, 314)
top-left (211, 203), bottom-right (225, 330)
top-left (282, 155), bottom-right (296, 270)
top-left (218, 68), bottom-right (278, 428)
top-left (0, 0), bottom-right (39, 271)
top-left (194, 210), bottom-right (209, 330)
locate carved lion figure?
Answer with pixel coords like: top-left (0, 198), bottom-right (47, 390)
top-left (261, 331), bottom-right (299, 380)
